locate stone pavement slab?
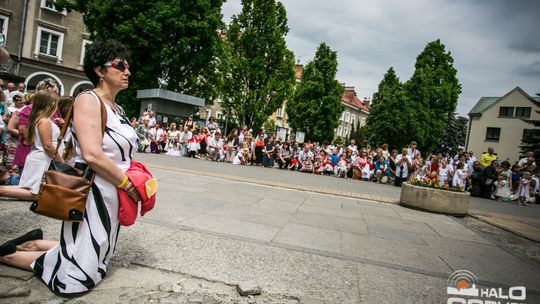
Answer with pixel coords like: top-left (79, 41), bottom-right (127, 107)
top-left (290, 210), bottom-right (368, 235)
top-left (181, 214), bottom-right (281, 242)
top-left (420, 234), bottom-right (540, 290)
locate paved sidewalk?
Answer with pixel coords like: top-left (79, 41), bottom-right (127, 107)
top-left (1, 156), bottom-right (539, 303)
top-left (138, 153), bottom-right (540, 242)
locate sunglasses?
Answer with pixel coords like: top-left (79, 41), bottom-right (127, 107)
top-left (103, 60), bottom-right (130, 72)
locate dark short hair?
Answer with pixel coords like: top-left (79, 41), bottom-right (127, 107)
top-left (83, 40), bottom-right (130, 86)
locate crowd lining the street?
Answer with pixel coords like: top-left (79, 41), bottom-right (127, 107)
top-left (133, 114), bottom-right (540, 206)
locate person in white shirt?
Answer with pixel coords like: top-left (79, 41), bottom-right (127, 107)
top-left (207, 132), bottom-right (224, 161)
top-left (394, 148), bottom-right (412, 187)
top-left (452, 162), bottom-right (469, 190)
top-left (178, 125), bottom-right (193, 156)
top-left (406, 141), bottom-right (420, 160)
top-left (347, 140), bottom-right (358, 153)
top-left (148, 111), bottom-right (157, 127)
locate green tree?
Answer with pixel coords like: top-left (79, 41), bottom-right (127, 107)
top-left (56, 0), bottom-right (225, 118)
top-left (438, 113), bottom-right (468, 155)
top-left (520, 93), bottom-right (540, 165)
top-left (221, 0), bottom-right (295, 131)
top-left (405, 39), bottom-right (461, 153)
top-left (365, 67), bottom-right (413, 150)
top-left (349, 120), bottom-right (366, 147)
top-left (287, 43), bottom-right (343, 142)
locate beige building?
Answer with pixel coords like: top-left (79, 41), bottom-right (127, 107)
top-left (336, 85), bottom-right (369, 140)
top-left (465, 87), bottom-right (540, 164)
top-left (0, 0), bottom-right (93, 95)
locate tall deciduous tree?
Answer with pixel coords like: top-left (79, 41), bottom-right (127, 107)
top-left (56, 0), bottom-right (225, 118)
top-left (365, 67), bottom-right (413, 149)
top-left (520, 93), bottom-right (540, 165)
top-left (287, 43), bottom-right (343, 142)
top-left (438, 113), bottom-right (468, 155)
top-left (221, 0), bottom-right (295, 131)
top-left (405, 39), bottom-right (461, 153)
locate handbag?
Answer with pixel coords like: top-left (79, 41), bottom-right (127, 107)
top-left (30, 92), bottom-right (107, 222)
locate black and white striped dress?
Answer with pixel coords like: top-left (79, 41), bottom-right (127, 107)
top-left (32, 91), bottom-right (137, 296)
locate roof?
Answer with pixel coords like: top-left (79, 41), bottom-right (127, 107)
top-left (468, 86), bottom-right (539, 117)
top-left (343, 95), bottom-right (370, 112)
top-left (468, 97), bottom-right (499, 115)
top-left (136, 88), bottom-right (205, 107)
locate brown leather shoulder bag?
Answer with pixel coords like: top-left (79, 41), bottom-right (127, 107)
top-left (30, 91), bottom-right (107, 222)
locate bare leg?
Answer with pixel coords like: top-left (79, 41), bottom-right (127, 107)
top-left (0, 251), bottom-right (44, 271)
top-left (17, 240), bottom-right (58, 252)
top-left (0, 185), bottom-right (36, 201)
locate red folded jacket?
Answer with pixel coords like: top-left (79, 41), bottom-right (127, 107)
top-left (117, 161), bottom-right (157, 226)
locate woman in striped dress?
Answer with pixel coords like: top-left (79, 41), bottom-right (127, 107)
top-left (0, 41), bottom-right (141, 296)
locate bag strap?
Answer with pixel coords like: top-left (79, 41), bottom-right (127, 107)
top-left (53, 90), bottom-right (107, 159)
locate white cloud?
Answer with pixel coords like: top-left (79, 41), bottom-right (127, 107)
top-left (222, 0), bottom-right (540, 115)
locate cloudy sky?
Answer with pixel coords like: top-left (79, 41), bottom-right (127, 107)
top-left (222, 0), bottom-right (540, 116)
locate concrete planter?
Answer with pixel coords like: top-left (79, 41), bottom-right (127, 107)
top-left (399, 182), bottom-right (469, 216)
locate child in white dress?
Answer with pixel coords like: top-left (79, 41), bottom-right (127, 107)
top-left (452, 162), bottom-right (469, 190)
top-left (517, 172), bottom-right (532, 206)
top-left (438, 160), bottom-right (449, 186)
top-left (0, 91), bottom-right (63, 200)
top-left (493, 174), bottom-right (511, 202)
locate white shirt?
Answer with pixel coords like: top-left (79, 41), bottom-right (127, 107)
top-left (518, 157), bottom-right (530, 167)
top-left (347, 144), bottom-right (358, 153)
top-left (148, 116), bottom-right (156, 127)
top-left (395, 154), bottom-right (412, 177)
top-left (407, 148), bottom-right (419, 160)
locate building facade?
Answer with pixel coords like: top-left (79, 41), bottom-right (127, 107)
top-left (465, 87), bottom-right (540, 164)
top-left (336, 85), bottom-right (370, 140)
top-left (0, 0), bottom-right (93, 96)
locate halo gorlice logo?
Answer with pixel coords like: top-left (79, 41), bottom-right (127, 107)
top-left (446, 270), bottom-right (527, 304)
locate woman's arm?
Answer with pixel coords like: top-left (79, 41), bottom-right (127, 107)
top-left (73, 94), bottom-right (139, 202)
top-left (7, 113), bottom-right (19, 137)
top-left (37, 119), bottom-right (56, 158)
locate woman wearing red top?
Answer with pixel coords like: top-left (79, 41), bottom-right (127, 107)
top-left (254, 133), bottom-right (265, 165)
top-left (427, 155), bottom-right (440, 180)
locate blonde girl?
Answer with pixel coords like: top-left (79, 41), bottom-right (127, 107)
top-left (0, 90), bottom-right (62, 200)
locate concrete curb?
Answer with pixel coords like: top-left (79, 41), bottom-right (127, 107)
top-left (468, 210), bottom-right (540, 243)
top-left (146, 163), bottom-right (400, 205)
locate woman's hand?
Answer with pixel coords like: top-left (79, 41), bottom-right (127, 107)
top-left (123, 180), bottom-right (142, 203)
top-left (53, 118), bottom-right (65, 127)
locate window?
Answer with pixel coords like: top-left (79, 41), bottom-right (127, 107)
top-left (79, 39), bottom-right (92, 66)
top-left (345, 112), bottom-right (350, 123)
top-left (515, 107), bottom-right (531, 118)
top-left (485, 127), bottom-right (501, 141)
top-left (41, 0), bottom-right (67, 15)
top-left (216, 111), bottom-right (223, 120)
top-left (35, 27), bottom-right (64, 60)
top-left (344, 127), bottom-right (348, 137)
top-left (337, 126), bottom-right (342, 137)
top-left (499, 107), bottom-right (514, 117)
top-left (340, 112), bottom-right (345, 121)
top-left (205, 109), bottom-right (212, 120)
top-left (360, 117), bottom-right (366, 126)
top-left (350, 114), bottom-right (355, 125)
top-left (0, 15), bottom-right (9, 44)
top-left (276, 107), bottom-right (283, 117)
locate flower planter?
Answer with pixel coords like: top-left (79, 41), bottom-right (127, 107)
top-left (399, 182), bottom-right (469, 216)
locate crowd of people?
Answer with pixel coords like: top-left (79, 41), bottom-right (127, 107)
top-left (133, 118), bottom-right (540, 206)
